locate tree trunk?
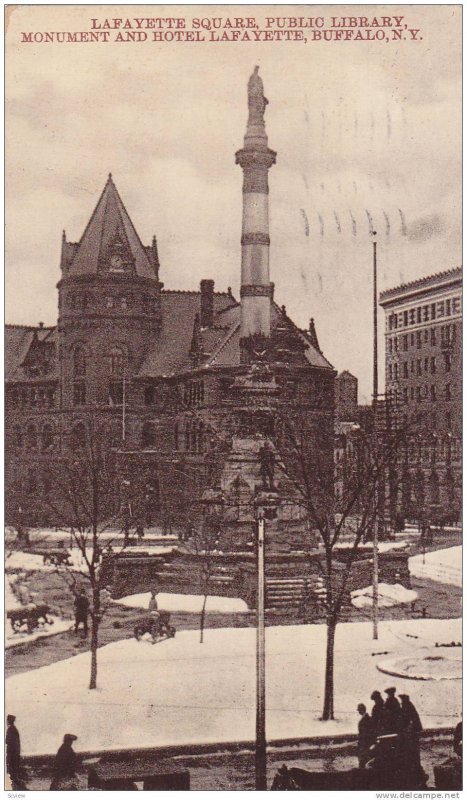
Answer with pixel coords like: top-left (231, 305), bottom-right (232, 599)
top-left (321, 616), bottom-right (337, 720)
top-left (89, 586), bottom-right (100, 690)
top-left (199, 593), bottom-right (208, 644)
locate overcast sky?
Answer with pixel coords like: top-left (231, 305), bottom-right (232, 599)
top-left (6, 4), bottom-right (461, 401)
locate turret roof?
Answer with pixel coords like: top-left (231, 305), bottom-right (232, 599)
top-left (66, 175), bottom-right (155, 279)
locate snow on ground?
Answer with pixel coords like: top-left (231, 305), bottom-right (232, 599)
top-left (378, 648), bottom-right (461, 681)
top-left (6, 546), bottom-right (175, 574)
top-left (6, 618), bottom-right (72, 649)
top-left (409, 546), bottom-right (462, 587)
top-left (336, 541), bottom-right (408, 553)
top-left (117, 592), bottom-right (249, 614)
top-left (7, 617), bottom-right (461, 756)
top-left (351, 583), bottom-right (418, 609)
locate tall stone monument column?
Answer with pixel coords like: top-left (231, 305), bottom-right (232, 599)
top-left (236, 67), bottom-right (276, 340)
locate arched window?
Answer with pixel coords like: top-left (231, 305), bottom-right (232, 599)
top-left (13, 425), bottom-right (22, 448)
top-left (142, 421), bottom-right (156, 449)
top-left (73, 344), bottom-right (86, 378)
top-left (42, 424), bottom-right (54, 452)
top-left (108, 346), bottom-right (125, 377)
top-left (71, 422), bottom-right (87, 451)
top-left (26, 423), bottom-right (37, 450)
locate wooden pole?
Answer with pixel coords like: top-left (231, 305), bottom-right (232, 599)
top-left (256, 513), bottom-right (267, 790)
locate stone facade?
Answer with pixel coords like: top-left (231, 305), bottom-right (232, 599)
top-left (6, 74), bottom-right (336, 551)
top-left (380, 268), bottom-right (462, 526)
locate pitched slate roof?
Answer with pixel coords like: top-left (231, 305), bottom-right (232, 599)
top-left (5, 325), bottom-right (58, 382)
top-left (138, 293), bottom-right (333, 377)
top-left (65, 175), bottom-right (156, 280)
top-left (137, 291), bottom-right (236, 378)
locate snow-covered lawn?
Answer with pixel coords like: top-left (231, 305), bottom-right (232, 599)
top-left (7, 617), bottom-right (461, 757)
top-left (352, 583), bottom-right (417, 609)
top-left (336, 541), bottom-right (408, 553)
top-left (6, 546), bottom-right (176, 574)
top-left (409, 546), bottom-right (462, 587)
top-left (117, 592), bottom-right (249, 614)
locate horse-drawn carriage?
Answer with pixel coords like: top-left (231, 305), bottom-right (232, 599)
top-left (7, 603), bottom-right (54, 634)
top-left (271, 734), bottom-right (428, 791)
top-left (42, 549), bottom-right (73, 567)
top-left (134, 611), bottom-right (176, 644)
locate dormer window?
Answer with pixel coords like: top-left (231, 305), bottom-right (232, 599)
top-left (110, 254), bottom-right (125, 272)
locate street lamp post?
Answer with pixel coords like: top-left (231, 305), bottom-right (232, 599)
top-left (372, 231), bottom-right (379, 641)
top-left (255, 508), bottom-right (266, 790)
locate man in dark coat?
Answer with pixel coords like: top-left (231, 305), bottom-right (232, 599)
top-left (357, 704), bottom-right (374, 768)
top-left (50, 734), bottom-right (79, 790)
top-left (384, 687), bottom-right (402, 733)
top-left (370, 690), bottom-right (385, 736)
top-left (74, 590), bottom-right (89, 637)
top-left (399, 694), bottom-right (424, 775)
top-left (5, 715), bottom-right (21, 787)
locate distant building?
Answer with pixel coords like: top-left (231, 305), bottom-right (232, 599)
top-left (380, 268), bottom-right (462, 525)
top-left (335, 371), bottom-right (358, 423)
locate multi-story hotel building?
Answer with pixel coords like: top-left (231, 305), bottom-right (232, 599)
top-left (380, 268), bottom-right (462, 526)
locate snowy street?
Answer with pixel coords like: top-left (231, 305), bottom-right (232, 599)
top-left (7, 617), bottom-right (461, 757)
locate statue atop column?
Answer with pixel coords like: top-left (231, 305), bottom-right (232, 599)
top-left (248, 66), bottom-right (268, 126)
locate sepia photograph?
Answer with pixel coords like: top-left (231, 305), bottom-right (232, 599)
top-left (5, 4), bottom-right (462, 791)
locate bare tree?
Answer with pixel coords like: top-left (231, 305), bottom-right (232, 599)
top-left (32, 416), bottom-right (145, 689)
top-left (276, 402), bottom-right (412, 720)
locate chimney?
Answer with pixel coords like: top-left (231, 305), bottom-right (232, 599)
top-left (38, 322), bottom-right (44, 329)
top-left (200, 279), bottom-right (214, 327)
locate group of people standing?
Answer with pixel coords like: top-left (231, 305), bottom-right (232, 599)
top-left (357, 687), bottom-right (423, 772)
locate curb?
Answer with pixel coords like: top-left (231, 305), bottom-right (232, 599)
top-left (23, 726), bottom-right (454, 769)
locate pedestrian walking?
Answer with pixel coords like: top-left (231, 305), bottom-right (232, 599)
top-left (370, 690), bottom-right (385, 736)
top-left (356, 703), bottom-right (374, 768)
top-left (5, 714), bottom-right (23, 789)
top-left (399, 694), bottom-right (423, 774)
top-left (74, 589), bottom-right (89, 637)
top-left (383, 687), bottom-right (401, 733)
top-left (50, 734), bottom-right (79, 790)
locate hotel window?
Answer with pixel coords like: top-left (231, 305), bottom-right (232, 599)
top-left (388, 364), bottom-right (393, 381)
top-left (403, 362), bottom-right (408, 378)
top-left (422, 305), bottom-right (429, 322)
top-left (403, 310), bottom-right (409, 326)
top-left (430, 385), bottom-right (437, 401)
top-left (394, 337), bottom-right (399, 352)
top-left (445, 383), bottom-right (452, 401)
top-left (403, 387), bottom-right (408, 403)
top-left (430, 328), bottom-right (436, 346)
top-left (402, 335), bottom-right (408, 351)
top-left (424, 357), bottom-right (429, 372)
top-left (446, 299), bottom-right (451, 316)
top-left (410, 333), bottom-right (415, 346)
top-left (409, 309), bottom-right (415, 325)
top-left (410, 387), bottom-right (415, 400)
top-left (388, 338), bottom-right (393, 355)
top-left (410, 360), bottom-right (414, 374)
top-left (452, 296), bottom-right (461, 314)
top-left (417, 307), bottom-right (422, 323)
top-left (444, 352), bottom-right (452, 372)
top-left (416, 331), bottom-right (421, 349)
top-left (394, 363), bottom-right (398, 380)
top-left (416, 359), bottom-right (422, 376)
top-left (424, 329), bottom-right (429, 343)
top-left (437, 301), bottom-right (445, 317)
top-left (431, 303), bottom-right (436, 320)
top-left (430, 356), bottom-right (436, 374)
